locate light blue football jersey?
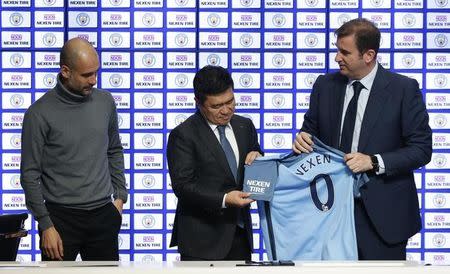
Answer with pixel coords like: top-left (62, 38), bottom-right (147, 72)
top-left (246, 137), bottom-right (366, 260)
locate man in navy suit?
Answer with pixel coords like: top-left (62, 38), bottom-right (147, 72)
top-left (167, 66), bottom-right (262, 260)
top-left (293, 18), bottom-right (432, 260)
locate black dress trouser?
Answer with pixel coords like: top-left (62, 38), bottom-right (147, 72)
top-left (180, 226), bottom-right (251, 261)
top-left (354, 199), bottom-right (407, 260)
top-left (40, 202), bottom-right (122, 261)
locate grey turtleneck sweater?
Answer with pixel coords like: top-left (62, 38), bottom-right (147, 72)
top-left (20, 75), bottom-right (127, 231)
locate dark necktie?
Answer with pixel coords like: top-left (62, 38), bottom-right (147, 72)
top-left (339, 81), bottom-right (365, 153)
top-left (218, 125), bottom-right (245, 228)
top-left (217, 125), bottom-right (237, 180)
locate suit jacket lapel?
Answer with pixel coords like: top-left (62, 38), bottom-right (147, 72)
top-left (358, 64), bottom-right (391, 152)
top-left (193, 112), bottom-right (236, 181)
top-left (330, 73), bottom-right (348, 148)
top-left (230, 116), bottom-right (245, 185)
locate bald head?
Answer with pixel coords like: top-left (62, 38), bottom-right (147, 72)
top-left (59, 38), bottom-right (100, 96)
top-left (60, 38), bottom-right (98, 70)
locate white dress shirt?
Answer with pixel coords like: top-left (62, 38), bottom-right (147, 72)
top-left (339, 63), bottom-right (385, 174)
top-left (207, 121), bottom-right (240, 208)
top-left (208, 122), bottom-right (240, 166)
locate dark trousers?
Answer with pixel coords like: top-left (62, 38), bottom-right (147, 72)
top-left (40, 202), bottom-right (122, 261)
top-left (354, 199), bottom-right (407, 260)
top-left (180, 226), bottom-right (251, 261)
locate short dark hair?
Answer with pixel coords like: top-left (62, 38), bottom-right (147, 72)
top-left (193, 65), bottom-right (234, 105)
top-left (335, 18), bottom-right (380, 55)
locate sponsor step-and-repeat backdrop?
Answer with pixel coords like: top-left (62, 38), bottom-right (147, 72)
top-left (1, 0), bottom-right (450, 263)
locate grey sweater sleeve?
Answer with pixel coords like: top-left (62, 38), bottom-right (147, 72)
top-left (20, 110), bottom-right (53, 231)
top-left (108, 102), bottom-right (128, 203)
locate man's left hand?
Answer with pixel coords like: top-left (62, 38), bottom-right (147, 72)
top-left (113, 199), bottom-right (124, 214)
top-left (225, 191), bottom-right (254, 208)
top-left (245, 151), bottom-right (262, 165)
top-left (344, 152), bottom-right (373, 173)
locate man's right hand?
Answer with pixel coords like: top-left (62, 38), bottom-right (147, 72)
top-left (41, 226), bottom-right (64, 260)
top-left (293, 132), bottom-right (314, 154)
top-left (225, 190), bottom-right (254, 208)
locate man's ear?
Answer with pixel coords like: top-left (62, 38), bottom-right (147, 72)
top-left (194, 97), bottom-right (200, 107)
top-left (363, 49), bottom-right (376, 64)
top-left (60, 65), bottom-right (71, 79)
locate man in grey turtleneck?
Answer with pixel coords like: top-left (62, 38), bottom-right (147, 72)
top-left (20, 38), bottom-right (127, 261)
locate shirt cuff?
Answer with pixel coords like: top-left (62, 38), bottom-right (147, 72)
top-left (375, 154), bottom-right (386, 175)
top-left (37, 216), bottom-right (54, 231)
top-left (114, 189), bottom-right (128, 204)
top-left (222, 193), bottom-right (227, 208)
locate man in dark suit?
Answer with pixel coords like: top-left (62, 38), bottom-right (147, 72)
top-left (293, 18), bottom-right (432, 260)
top-left (167, 65), bottom-right (262, 261)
